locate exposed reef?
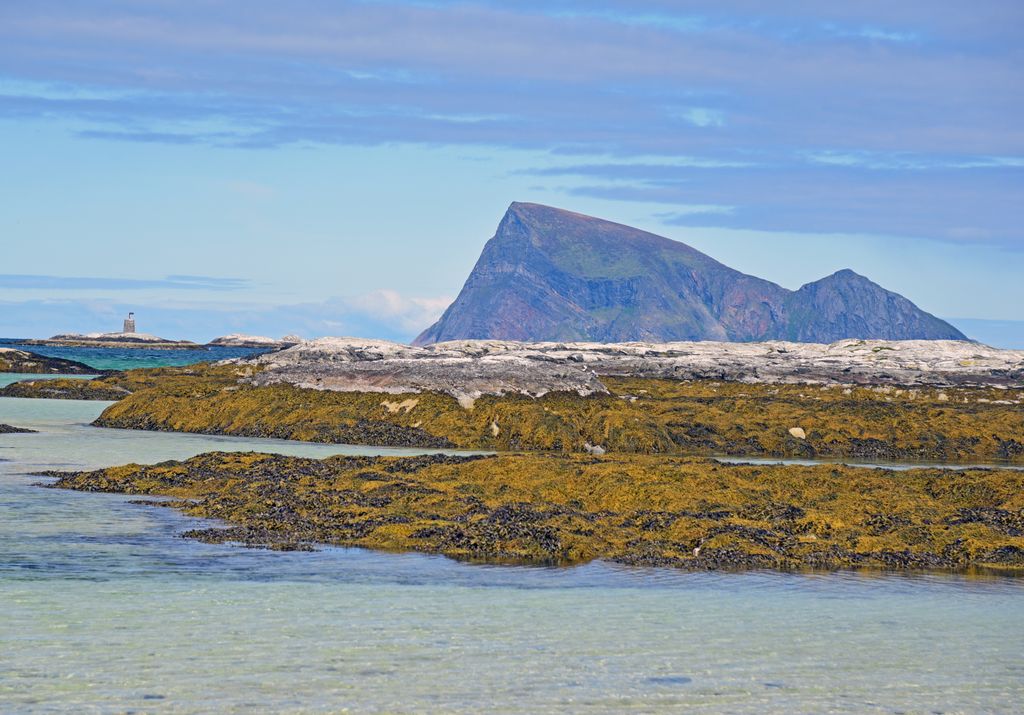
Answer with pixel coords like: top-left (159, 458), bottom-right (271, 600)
top-left (92, 363), bottom-right (1024, 463)
top-left (0, 347), bottom-right (100, 374)
top-left (0, 423), bottom-right (37, 434)
top-left (0, 378), bottom-right (131, 401)
top-left (245, 338), bottom-right (1024, 403)
top-left (0, 367), bottom-right (202, 401)
top-left (48, 452), bottom-right (1024, 571)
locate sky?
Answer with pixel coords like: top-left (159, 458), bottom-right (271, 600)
top-left (1, 1), bottom-right (1022, 346)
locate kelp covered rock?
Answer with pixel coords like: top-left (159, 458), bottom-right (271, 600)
top-left (93, 363), bottom-right (1024, 463)
top-left (49, 452), bottom-right (1024, 571)
top-left (0, 378), bottom-right (131, 401)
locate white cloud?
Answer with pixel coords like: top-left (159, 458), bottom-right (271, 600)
top-left (344, 289), bottom-right (452, 332)
top-left (0, 290), bottom-right (454, 343)
top-left (675, 107), bottom-right (725, 128)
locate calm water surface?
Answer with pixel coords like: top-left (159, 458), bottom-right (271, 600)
top-left (1, 385), bottom-right (1022, 713)
top-left (0, 338), bottom-right (269, 371)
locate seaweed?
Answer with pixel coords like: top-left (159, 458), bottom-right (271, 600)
top-left (49, 452), bottom-right (1024, 572)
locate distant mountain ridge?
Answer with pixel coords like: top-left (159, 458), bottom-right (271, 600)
top-left (414, 202), bottom-right (967, 345)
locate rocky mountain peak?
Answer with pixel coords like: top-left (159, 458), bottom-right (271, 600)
top-left (415, 203), bottom-right (968, 345)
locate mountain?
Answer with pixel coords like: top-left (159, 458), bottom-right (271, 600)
top-left (414, 202), bottom-right (967, 345)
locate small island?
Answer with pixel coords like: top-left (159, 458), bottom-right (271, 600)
top-left (206, 334), bottom-right (301, 348)
top-left (21, 312), bottom-right (200, 349)
top-left (0, 346), bottom-right (99, 374)
top-left (0, 423), bottom-right (37, 434)
top-left (21, 317), bottom-right (299, 351)
top-left (21, 332), bottom-right (201, 350)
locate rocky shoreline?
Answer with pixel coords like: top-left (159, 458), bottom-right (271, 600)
top-left (0, 378), bottom-right (131, 401)
top-left (243, 338), bottom-right (1024, 403)
top-left (47, 451), bottom-right (1024, 571)
top-left (26, 335), bottom-right (1024, 573)
top-left (88, 364), bottom-right (1024, 463)
top-left (0, 347), bottom-right (100, 374)
top-left (5, 338), bottom-right (1021, 463)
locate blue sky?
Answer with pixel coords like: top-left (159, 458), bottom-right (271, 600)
top-left (1, 1), bottom-right (1022, 345)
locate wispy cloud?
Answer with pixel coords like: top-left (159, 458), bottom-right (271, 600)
top-left (1, 1), bottom-right (1020, 155)
top-left (516, 155), bottom-right (1023, 248)
top-left (675, 107), bottom-right (726, 128)
top-left (0, 289), bottom-right (452, 343)
top-left (0, 274), bottom-right (250, 291)
top-left (340, 290), bottom-right (452, 333)
top-left (804, 150), bottom-right (1024, 170)
top-left (0, 0), bottom-right (1020, 248)
top-left (76, 129), bottom-right (204, 144)
top-left (557, 166), bottom-right (1022, 248)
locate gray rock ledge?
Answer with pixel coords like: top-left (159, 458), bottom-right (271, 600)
top-left (229, 338), bottom-right (1024, 401)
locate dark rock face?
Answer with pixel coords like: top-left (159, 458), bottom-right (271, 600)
top-left (0, 348), bottom-right (100, 374)
top-left (0, 423), bottom-right (36, 434)
top-left (415, 202), bottom-right (967, 345)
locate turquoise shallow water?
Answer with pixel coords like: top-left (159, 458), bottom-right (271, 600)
top-left (0, 338), bottom-right (269, 371)
top-left (1, 387), bottom-right (1022, 713)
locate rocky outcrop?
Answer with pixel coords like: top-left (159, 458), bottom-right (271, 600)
top-left (0, 347), bottom-right (100, 374)
top-left (0, 378), bottom-right (131, 401)
top-left (206, 334), bottom-right (300, 349)
top-left (50, 451), bottom-right (1024, 571)
top-left (22, 332), bottom-right (198, 349)
top-left (0, 423), bottom-right (37, 434)
top-left (415, 202), bottom-right (967, 344)
top-left (245, 338), bottom-right (608, 403)
top-left (92, 367), bottom-right (1024, 462)
top-left (241, 337), bottom-right (1024, 401)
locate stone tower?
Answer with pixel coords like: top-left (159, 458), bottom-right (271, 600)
top-left (123, 312), bottom-right (136, 334)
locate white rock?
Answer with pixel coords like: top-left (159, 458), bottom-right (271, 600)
top-left (227, 337), bottom-right (1024, 399)
top-left (207, 334), bottom-right (300, 348)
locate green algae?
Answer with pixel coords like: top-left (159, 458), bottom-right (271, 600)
top-left (49, 452), bottom-right (1024, 571)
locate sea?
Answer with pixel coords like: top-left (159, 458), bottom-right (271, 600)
top-left (0, 338), bottom-right (271, 372)
top-left (1, 344), bottom-right (1021, 713)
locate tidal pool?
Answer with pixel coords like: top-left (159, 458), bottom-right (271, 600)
top-left (1, 389), bottom-right (1021, 713)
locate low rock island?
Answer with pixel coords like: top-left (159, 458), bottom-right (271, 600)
top-left (0, 347), bottom-right (99, 374)
top-left (77, 339), bottom-right (1024, 462)
top-left (22, 332), bottom-right (200, 350)
top-left (0, 423), bottom-right (37, 434)
top-left (51, 451), bottom-right (1024, 570)
top-left (207, 334), bottom-right (300, 349)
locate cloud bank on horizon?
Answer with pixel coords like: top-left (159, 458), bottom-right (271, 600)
top-left (0, 0), bottom-right (1021, 343)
